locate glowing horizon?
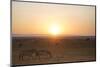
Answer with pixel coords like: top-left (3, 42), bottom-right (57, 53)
top-left (12, 1), bottom-right (96, 36)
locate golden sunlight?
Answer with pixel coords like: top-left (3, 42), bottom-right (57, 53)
top-left (49, 24), bottom-right (61, 36)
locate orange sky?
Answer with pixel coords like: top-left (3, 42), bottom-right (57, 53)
top-left (12, 1), bottom-right (95, 36)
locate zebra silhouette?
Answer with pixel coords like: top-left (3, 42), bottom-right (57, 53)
top-left (19, 49), bottom-right (38, 61)
top-left (37, 50), bottom-right (52, 60)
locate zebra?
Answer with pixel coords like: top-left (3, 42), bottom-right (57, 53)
top-left (37, 50), bottom-right (52, 60)
top-left (19, 49), bottom-right (38, 61)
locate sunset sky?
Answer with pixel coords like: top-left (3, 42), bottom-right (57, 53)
top-left (12, 1), bottom-right (95, 36)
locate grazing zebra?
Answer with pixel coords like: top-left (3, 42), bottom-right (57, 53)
top-left (37, 50), bottom-right (52, 60)
top-left (19, 49), bottom-right (38, 61)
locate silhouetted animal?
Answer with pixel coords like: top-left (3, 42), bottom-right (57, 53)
top-left (37, 50), bottom-right (52, 60)
top-left (19, 49), bottom-right (38, 61)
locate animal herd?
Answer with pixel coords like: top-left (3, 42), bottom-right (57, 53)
top-left (16, 37), bottom-right (94, 61)
top-left (19, 49), bottom-right (52, 61)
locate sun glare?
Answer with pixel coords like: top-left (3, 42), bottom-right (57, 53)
top-left (49, 24), bottom-right (60, 36)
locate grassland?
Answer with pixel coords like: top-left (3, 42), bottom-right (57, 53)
top-left (12, 36), bottom-right (96, 65)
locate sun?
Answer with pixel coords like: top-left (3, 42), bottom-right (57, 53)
top-left (49, 24), bottom-right (60, 36)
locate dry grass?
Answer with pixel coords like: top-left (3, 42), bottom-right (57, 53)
top-left (12, 36), bottom-right (96, 65)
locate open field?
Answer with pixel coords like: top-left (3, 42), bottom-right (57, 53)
top-left (12, 36), bottom-right (96, 65)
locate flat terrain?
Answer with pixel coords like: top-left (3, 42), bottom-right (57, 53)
top-left (12, 36), bottom-right (96, 65)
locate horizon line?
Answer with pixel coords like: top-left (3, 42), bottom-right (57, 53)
top-left (12, 34), bottom-right (96, 37)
